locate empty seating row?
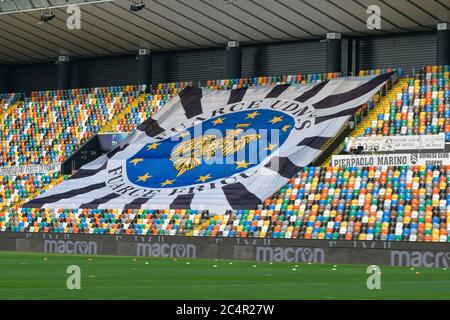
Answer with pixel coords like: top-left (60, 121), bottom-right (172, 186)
top-left (359, 65), bottom-right (450, 140)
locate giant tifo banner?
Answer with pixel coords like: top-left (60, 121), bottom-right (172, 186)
top-left (25, 73), bottom-right (392, 212)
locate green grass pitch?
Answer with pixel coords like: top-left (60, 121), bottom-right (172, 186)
top-left (0, 251), bottom-right (449, 299)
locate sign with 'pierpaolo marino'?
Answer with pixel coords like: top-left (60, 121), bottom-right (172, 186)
top-left (332, 152), bottom-right (450, 167)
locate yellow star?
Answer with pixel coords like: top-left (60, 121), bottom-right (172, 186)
top-left (212, 117), bottom-right (225, 125)
top-left (146, 142), bottom-right (160, 151)
top-left (197, 173), bottom-right (212, 183)
top-left (264, 143), bottom-right (277, 151)
top-left (235, 161), bottom-right (249, 169)
top-left (160, 179), bottom-right (175, 186)
top-left (235, 123), bottom-right (250, 128)
top-left (179, 132), bottom-right (189, 138)
top-left (130, 158), bottom-right (144, 166)
top-left (137, 172), bottom-right (152, 182)
top-left (226, 128), bottom-right (243, 136)
top-left (245, 111), bottom-right (260, 119)
top-left (281, 125), bottom-right (292, 132)
top-left (269, 116), bottom-right (283, 124)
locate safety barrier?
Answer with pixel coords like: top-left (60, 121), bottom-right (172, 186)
top-left (0, 232), bottom-right (448, 268)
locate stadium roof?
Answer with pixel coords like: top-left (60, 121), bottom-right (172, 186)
top-left (0, 0), bottom-right (448, 64)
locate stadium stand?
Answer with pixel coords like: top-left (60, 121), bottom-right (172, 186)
top-left (0, 67), bottom-right (449, 243)
top-left (0, 72), bottom-right (335, 209)
top-left (1, 163), bottom-right (448, 242)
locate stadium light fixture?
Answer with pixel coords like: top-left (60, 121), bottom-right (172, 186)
top-left (39, 8), bottom-right (55, 23)
top-left (0, 0), bottom-right (115, 16)
top-left (130, 0), bottom-right (145, 12)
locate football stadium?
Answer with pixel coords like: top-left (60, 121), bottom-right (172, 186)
top-left (0, 0), bottom-right (449, 303)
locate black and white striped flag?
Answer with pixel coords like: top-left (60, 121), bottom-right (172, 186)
top-left (25, 73), bottom-right (393, 212)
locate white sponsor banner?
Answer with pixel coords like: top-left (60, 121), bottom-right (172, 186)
top-left (346, 133), bottom-right (445, 153)
top-left (0, 163), bottom-right (61, 176)
top-left (332, 152), bottom-right (450, 167)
